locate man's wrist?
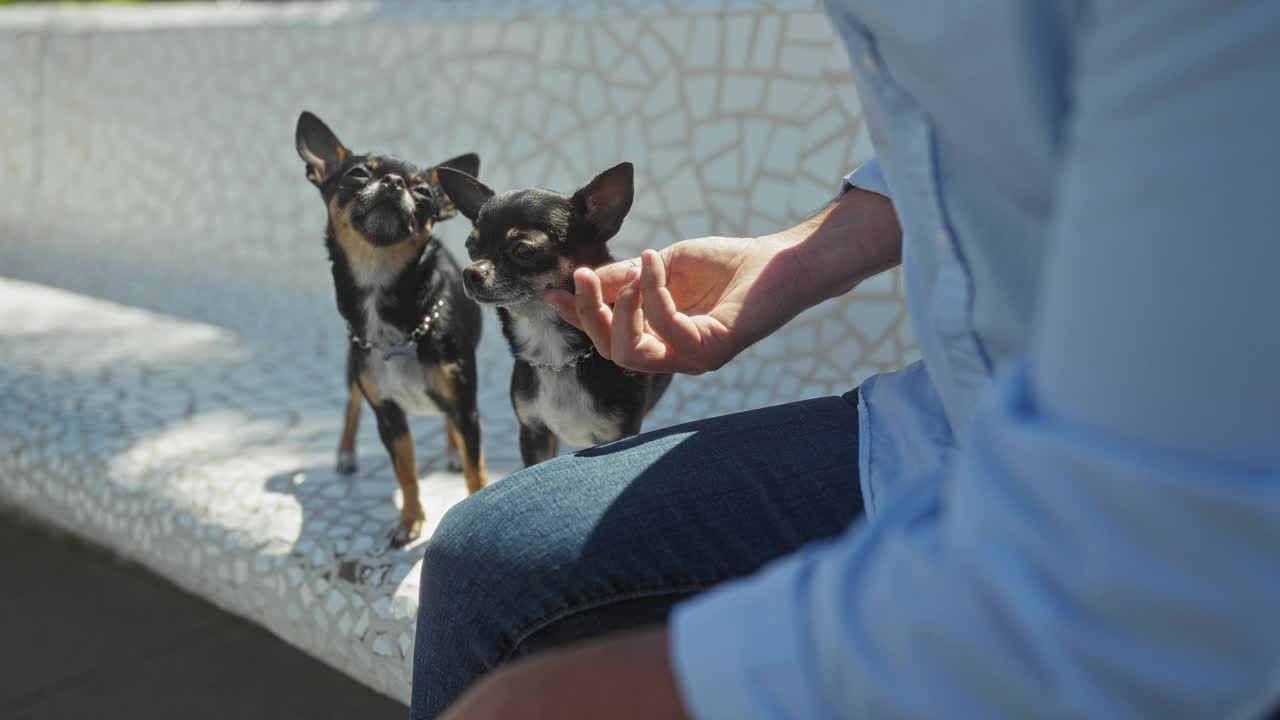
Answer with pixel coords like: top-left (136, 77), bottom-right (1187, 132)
top-left (782, 187), bottom-right (902, 303)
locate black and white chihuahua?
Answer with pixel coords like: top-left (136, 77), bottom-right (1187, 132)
top-left (435, 163), bottom-right (672, 466)
top-left (295, 111), bottom-right (488, 545)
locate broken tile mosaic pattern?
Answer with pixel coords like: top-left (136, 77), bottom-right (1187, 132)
top-left (0, 0), bottom-right (916, 704)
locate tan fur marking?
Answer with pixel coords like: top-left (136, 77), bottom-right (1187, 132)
top-left (390, 433), bottom-right (425, 541)
top-left (356, 369), bottom-right (423, 543)
top-left (447, 423), bottom-right (488, 495)
top-left (336, 145), bottom-right (348, 162)
top-left (355, 368), bottom-right (382, 405)
top-left (429, 363), bottom-right (486, 493)
top-left (367, 159), bottom-right (378, 169)
top-left (426, 363), bottom-right (460, 403)
top-left (327, 195), bottom-right (427, 287)
top-left (558, 256), bottom-right (577, 276)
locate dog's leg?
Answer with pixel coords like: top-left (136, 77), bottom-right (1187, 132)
top-left (519, 422), bottom-right (559, 467)
top-left (337, 348), bottom-right (363, 474)
top-left (444, 419), bottom-right (464, 472)
top-left (337, 382), bottom-right (362, 474)
top-left (430, 361), bottom-right (488, 494)
top-left (374, 401), bottom-right (424, 546)
top-left (447, 413), bottom-right (487, 494)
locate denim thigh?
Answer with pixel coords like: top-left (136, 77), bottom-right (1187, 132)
top-left (410, 390), bottom-right (863, 719)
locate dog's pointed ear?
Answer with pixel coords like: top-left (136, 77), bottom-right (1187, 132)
top-left (295, 111), bottom-right (349, 186)
top-left (434, 167), bottom-right (494, 224)
top-left (436, 152), bottom-right (480, 179)
top-left (427, 154), bottom-right (482, 221)
top-left (571, 162), bottom-right (633, 243)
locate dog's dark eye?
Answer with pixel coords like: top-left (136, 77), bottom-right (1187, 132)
top-left (345, 165), bottom-right (372, 182)
top-left (465, 236), bottom-right (479, 261)
top-left (412, 185), bottom-right (436, 207)
top-left (509, 242), bottom-right (535, 263)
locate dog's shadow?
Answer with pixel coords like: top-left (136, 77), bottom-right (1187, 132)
top-left (262, 444), bottom-right (470, 591)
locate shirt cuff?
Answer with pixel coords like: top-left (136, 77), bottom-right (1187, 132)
top-left (842, 158), bottom-right (889, 197)
top-left (669, 547), bottom-right (832, 720)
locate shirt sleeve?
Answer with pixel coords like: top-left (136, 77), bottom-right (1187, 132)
top-left (841, 158), bottom-right (888, 197)
top-left (670, 3), bottom-right (1280, 718)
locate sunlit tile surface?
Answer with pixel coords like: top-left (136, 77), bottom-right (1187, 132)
top-left (0, 0), bottom-right (915, 704)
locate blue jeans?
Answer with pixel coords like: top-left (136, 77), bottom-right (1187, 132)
top-left (409, 390), bottom-right (864, 719)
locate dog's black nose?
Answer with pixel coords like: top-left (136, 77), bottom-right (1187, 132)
top-left (381, 174), bottom-right (405, 191)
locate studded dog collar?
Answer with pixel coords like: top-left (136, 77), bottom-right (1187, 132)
top-left (346, 298), bottom-right (446, 362)
top-left (522, 347), bottom-right (596, 372)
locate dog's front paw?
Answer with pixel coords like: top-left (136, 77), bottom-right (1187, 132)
top-left (445, 445), bottom-right (463, 473)
top-left (389, 513), bottom-right (425, 548)
top-left (336, 449), bottom-right (357, 475)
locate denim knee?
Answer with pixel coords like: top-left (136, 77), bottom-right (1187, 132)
top-left (418, 465), bottom-right (569, 645)
top-left (415, 483), bottom-right (532, 704)
top-left (413, 460), bottom-right (620, 718)
top-left (420, 484), bottom-right (515, 617)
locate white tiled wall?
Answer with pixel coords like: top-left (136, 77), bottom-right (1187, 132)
top-left (0, 1), bottom-right (914, 460)
top-left (0, 0), bottom-right (915, 704)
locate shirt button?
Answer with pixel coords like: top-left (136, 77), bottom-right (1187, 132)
top-left (861, 52), bottom-right (880, 76)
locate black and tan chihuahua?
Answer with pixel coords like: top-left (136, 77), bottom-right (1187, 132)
top-left (295, 111), bottom-right (487, 545)
top-left (436, 162), bottom-right (671, 467)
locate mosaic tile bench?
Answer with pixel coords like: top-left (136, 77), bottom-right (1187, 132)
top-left (0, 277), bottom-right (482, 702)
top-left (0, 0), bottom-right (917, 704)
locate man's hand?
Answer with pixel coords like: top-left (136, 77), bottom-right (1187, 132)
top-left (440, 627), bottom-right (688, 720)
top-left (546, 236), bottom-right (800, 374)
top-left (544, 187), bottom-right (901, 374)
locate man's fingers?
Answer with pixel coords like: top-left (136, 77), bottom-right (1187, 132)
top-left (543, 288), bottom-right (582, 330)
top-left (573, 268), bottom-right (616, 359)
top-left (610, 270), bottom-right (645, 361)
top-left (594, 257), bottom-right (644, 305)
top-left (637, 249), bottom-right (702, 360)
top-left (553, 257), bottom-right (700, 374)
top-left (610, 265), bottom-right (678, 372)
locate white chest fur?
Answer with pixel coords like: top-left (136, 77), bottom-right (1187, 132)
top-left (507, 303), bottom-right (623, 447)
top-left (361, 294), bottom-right (440, 416)
top-left (507, 304), bottom-right (579, 368)
top-left (516, 370), bottom-right (623, 447)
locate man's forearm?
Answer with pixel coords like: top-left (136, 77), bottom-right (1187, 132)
top-left (774, 186), bottom-right (902, 306)
top-left (442, 627), bottom-right (686, 720)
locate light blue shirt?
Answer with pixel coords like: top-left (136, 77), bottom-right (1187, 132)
top-left (671, 2), bottom-right (1280, 717)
